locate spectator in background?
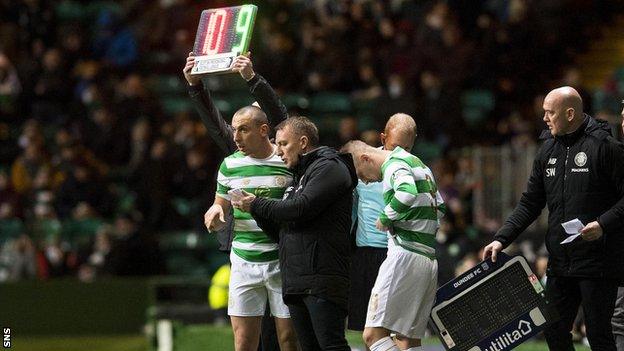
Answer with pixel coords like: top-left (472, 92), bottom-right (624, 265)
top-left (56, 162), bottom-right (111, 219)
top-left (77, 226), bottom-right (113, 282)
top-left (114, 74), bottom-right (159, 123)
top-left (92, 11), bottom-right (138, 69)
top-left (32, 48), bottom-right (71, 123)
top-left (0, 52), bottom-right (21, 116)
top-left (0, 169), bottom-right (22, 219)
top-left (105, 213), bottom-right (163, 276)
top-left (130, 138), bottom-right (178, 231)
top-left (172, 145), bottom-right (215, 231)
top-left (0, 234), bottom-right (36, 281)
top-left (127, 118), bottom-right (152, 173)
top-left (11, 142), bottom-right (48, 195)
top-left (82, 106), bottom-right (130, 166)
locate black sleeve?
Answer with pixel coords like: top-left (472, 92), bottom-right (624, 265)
top-left (494, 148), bottom-right (547, 248)
top-left (598, 140), bottom-right (624, 233)
top-left (246, 74), bottom-right (288, 127)
top-left (188, 83), bottom-right (236, 155)
top-left (253, 215), bottom-right (281, 243)
top-left (250, 160), bottom-right (352, 223)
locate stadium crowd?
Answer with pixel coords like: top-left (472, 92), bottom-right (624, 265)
top-left (0, 0), bottom-right (622, 297)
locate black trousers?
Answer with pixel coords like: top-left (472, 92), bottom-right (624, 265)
top-left (259, 306), bottom-right (279, 351)
top-left (287, 295), bottom-right (350, 351)
top-left (544, 276), bottom-right (618, 351)
top-left (348, 246), bottom-right (387, 331)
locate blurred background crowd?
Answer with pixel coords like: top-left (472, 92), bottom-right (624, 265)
top-left (1, 0), bottom-right (624, 298)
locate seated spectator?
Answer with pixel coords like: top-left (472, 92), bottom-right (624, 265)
top-left (56, 163), bottom-right (111, 219)
top-left (0, 52), bottom-right (21, 116)
top-left (0, 234), bottom-right (36, 282)
top-left (105, 213), bottom-right (164, 276)
top-left (0, 169), bottom-right (22, 218)
top-left (11, 142), bottom-right (49, 195)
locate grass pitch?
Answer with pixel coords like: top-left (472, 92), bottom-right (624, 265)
top-left (12, 326), bottom-right (590, 351)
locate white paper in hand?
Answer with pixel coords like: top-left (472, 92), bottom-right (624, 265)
top-left (560, 218), bottom-right (585, 244)
top-left (228, 189), bottom-right (244, 202)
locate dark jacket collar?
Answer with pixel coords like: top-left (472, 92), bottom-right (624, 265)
top-left (539, 114), bottom-right (611, 145)
top-left (293, 146), bottom-right (358, 189)
top-left (294, 146), bottom-right (328, 175)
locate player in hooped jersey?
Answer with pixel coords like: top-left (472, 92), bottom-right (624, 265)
top-left (205, 106), bottom-right (297, 351)
top-left (342, 140), bottom-right (446, 351)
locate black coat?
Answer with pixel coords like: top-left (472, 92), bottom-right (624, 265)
top-left (251, 147), bottom-right (358, 309)
top-left (495, 115), bottom-right (624, 282)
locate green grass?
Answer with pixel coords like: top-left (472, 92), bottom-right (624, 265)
top-left (11, 334), bottom-right (146, 351)
top-left (11, 327), bottom-right (590, 351)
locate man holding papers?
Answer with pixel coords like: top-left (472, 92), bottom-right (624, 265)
top-left (482, 87), bottom-right (624, 351)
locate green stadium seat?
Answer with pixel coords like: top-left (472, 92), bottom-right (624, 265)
top-left (149, 75), bottom-right (186, 97)
top-left (162, 96), bottom-right (194, 115)
top-left (86, 1), bottom-right (122, 19)
top-left (461, 90), bottom-right (495, 127)
top-left (309, 92), bottom-right (352, 113)
top-left (413, 141), bottom-right (443, 164)
top-left (352, 97), bottom-right (378, 131)
top-left (55, 0), bottom-right (85, 22)
top-left (0, 219), bottom-right (25, 245)
top-left (212, 92), bottom-right (255, 117)
top-left (115, 189), bottom-right (137, 215)
top-left (592, 90), bottom-right (620, 114)
top-left (210, 75), bottom-right (248, 93)
top-left (62, 218), bottom-right (105, 249)
top-left (281, 93), bottom-right (310, 110)
top-left (159, 231), bottom-right (219, 251)
top-left (30, 219), bottom-right (63, 245)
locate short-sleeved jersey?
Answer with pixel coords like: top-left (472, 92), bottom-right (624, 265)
top-left (217, 150), bottom-right (293, 262)
top-left (379, 147), bottom-right (446, 259)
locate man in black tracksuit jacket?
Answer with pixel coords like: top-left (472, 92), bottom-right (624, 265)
top-left (234, 116), bottom-right (357, 350)
top-left (483, 87), bottom-right (624, 351)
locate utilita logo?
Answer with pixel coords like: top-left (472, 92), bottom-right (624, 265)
top-left (486, 320), bottom-right (532, 351)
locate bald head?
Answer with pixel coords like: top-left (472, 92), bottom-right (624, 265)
top-left (542, 86), bottom-right (585, 136)
top-left (234, 106), bottom-right (268, 126)
top-left (341, 140), bottom-right (386, 183)
top-left (545, 86), bottom-right (583, 117)
top-left (382, 113), bottom-right (417, 151)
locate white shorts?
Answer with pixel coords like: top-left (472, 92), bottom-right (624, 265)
top-left (228, 253), bottom-right (290, 318)
top-left (365, 239), bottom-right (438, 339)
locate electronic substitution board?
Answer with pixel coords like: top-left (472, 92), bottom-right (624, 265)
top-left (430, 253), bottom-right (556, 351)
top-left (191, 5), bottom-right (257, 75)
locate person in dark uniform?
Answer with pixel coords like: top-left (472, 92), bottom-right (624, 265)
top-left (234, 116), bottom-right (357, 351)
top-left (483, 87), bottom-right (624, 351)
top-left (614, 101), bottom-right (624, 351)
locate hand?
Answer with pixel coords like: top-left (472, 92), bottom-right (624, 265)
top-left (375, 218), bottom-right (389, 232)
top-left (232, 190), bottom-right (256, 212)
top-left (204, 204), bottom-right (225, 233)
top-left (183, 52), bottom-right (202, 86)
top-left (231, 53), bottom-right (255, 81)
top-left (580, 221), bottom-right (603, 241)
top-left (482, 240), bottom-right (503, 262)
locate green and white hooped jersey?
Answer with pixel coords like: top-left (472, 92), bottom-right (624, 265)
top-left (216, 150), bottom-right (292, 263)
top-left (379, 147), bottom-right (446, 259)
